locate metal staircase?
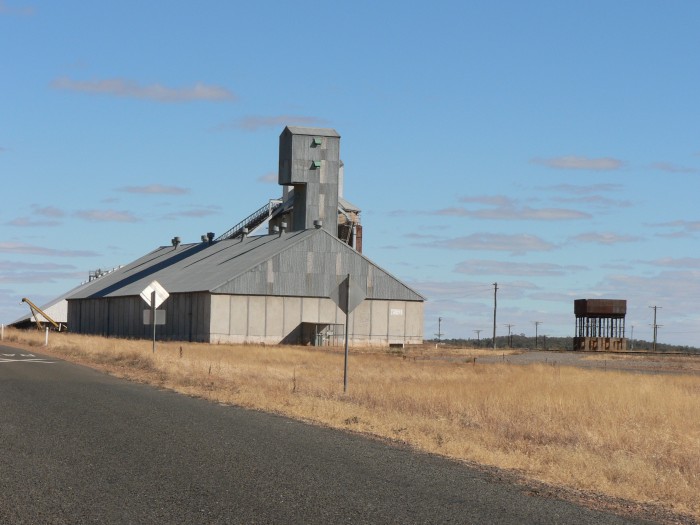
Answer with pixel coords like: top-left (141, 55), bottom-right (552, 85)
top-left (215, 199), bottom-right (283, 241)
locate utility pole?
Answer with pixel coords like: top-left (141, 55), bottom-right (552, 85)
top-left (504, 324), bottom-right (515, 348)
top-left (492, 282), bottom-right (498, 350)
top-left (473, 329), bottom-right (482, 347)
top-left (435, 317), bottom-right (444, 345)
top-left (649, 306), bottom-right (662, 352)
top-left (533, 321), bottom-right (542, 349)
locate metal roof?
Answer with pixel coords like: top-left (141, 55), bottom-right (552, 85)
top-left (68, 228), bottom-right (424, 302)
top-left (283, 126), bottom-right (340, 138)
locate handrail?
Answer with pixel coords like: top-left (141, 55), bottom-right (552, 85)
top-left (216, 199), bottom-right (283, 241)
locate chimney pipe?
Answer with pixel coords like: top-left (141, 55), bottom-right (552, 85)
top-left (171, 236), bottom-right (181, 249)
top-left (313, 219), bottom-right (323, 229)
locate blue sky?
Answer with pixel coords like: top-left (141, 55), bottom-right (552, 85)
top-left (1, 1), bottom-right (699, 345)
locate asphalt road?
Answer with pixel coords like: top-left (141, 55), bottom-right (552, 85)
top-left (0, 345), bottom-right (655, 524)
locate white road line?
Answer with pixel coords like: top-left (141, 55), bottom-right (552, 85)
top-left (0, 358), bottom-right (54, 364)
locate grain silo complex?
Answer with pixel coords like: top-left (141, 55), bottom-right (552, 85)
top-left (67, 127), bottom-right (425, 346)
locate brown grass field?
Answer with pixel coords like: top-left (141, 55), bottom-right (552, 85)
top-left (3, 328), bottom-right (699, 523)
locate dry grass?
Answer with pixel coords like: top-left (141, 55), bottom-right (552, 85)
top-left (582, 352), bottom-right (700, 373)
top-left (4, 328), bottom-right (699, 522)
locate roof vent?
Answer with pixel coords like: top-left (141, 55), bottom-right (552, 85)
top-left (313, 219), bottom-right (323, 229)
top-left (201, 234), bottom-right (208, 243)
top-left (171, 236), bottom-right (181, 248)
top-left (241, 227), bottom-right (249, 238)
top-left (280, 222), bottom-right (287, 234)
top-left (207, 232), bottom-right (215, 244)
top-left (272, 225), bottom-right (280, 234)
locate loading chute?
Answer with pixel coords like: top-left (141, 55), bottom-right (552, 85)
top-left (21, 297), bottom-right (64, 331)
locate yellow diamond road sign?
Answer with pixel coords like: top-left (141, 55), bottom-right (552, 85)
top-left (140, 280), bottom-right (169, 309)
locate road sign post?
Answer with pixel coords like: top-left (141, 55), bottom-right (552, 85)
top-left (151, 290), bottom-right (156, 353)
top-left (141, 281), bottom-right (169, 353)
top-left (343, 275), bottom-right (349, 393)
top-left (330, 274), bottom-right (366, 393)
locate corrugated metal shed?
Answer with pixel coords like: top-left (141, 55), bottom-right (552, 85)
top-left (69, 228), bottom-right (424, 302)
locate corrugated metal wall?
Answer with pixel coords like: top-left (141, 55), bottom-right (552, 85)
top-left (213, 231), bottom-right (420, 301)
top-left (209, 294), bottom-right (423, 346)
top-left (70, 291), bottom-right (423, 346)
top-left (68, 292), bottom-right (211, 342)
top-left (279, 128), bottom-right (341, 235)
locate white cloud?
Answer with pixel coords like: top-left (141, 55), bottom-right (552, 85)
top-left (0, 242), bottom-right (98, 257)
top-left (419, 233), bottom-right (556, 255)
top-left (459, 195), bottom-right (515, 207)
top-left (33, 206), bottom-right (65, 218)
top-left (528, 291), bottom-right (580, 302)
top-left (217, 115), bottom-right (330, 132)
top-left (0, 260), bottom-right (75, 271)
top-left (257, 172), bottom-right (277, 184)
top-left (533, 184), bottom-right (632, 209)
top-left (651, 220), bottom-right (700, 237)
top-left (118, 184), bottom-right (190, 195)
top-left (6, 217), bottom-right (60, 227)
top-left (0, 1), bottom-right (35, 15)
top-left (163, 206), bottom-right (221, 219)
top-left (0, 269), bottom-right (83, 284)
top-left (558, 194), bottom-right (633, 208)
top-left (74, 209), bottom-right (139, 222)
top-left (645, 257), bottom-right (700, 269)
top-left (543, 183), bottom-right (624, 195)
top-left (433, 194), bottom-right (591, 221)
top-left (650, 162), bottom-right (699, 174)
top-left (435, 205), bottom-right (590, 221)
top-left (567, 232), bottom-right (642, 245)
top-left (455, 259), bottom-right (586, 277)
top-left (409, 280), bottom-right (502, 300)
top-left (52, 77), bottom-right (235, 102)
top-left (532, 156), bottom-right (624, 171)
top-left (600, 269), bottom-right (700, 322)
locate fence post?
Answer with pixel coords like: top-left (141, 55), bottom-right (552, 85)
top-left (45, 327), bottom-right (49, 346)
top-left (1, 323), bottom-right (4, 340)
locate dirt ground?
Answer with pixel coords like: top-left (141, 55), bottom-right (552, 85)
top-left (459, 349), bottom-right (700, 375)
